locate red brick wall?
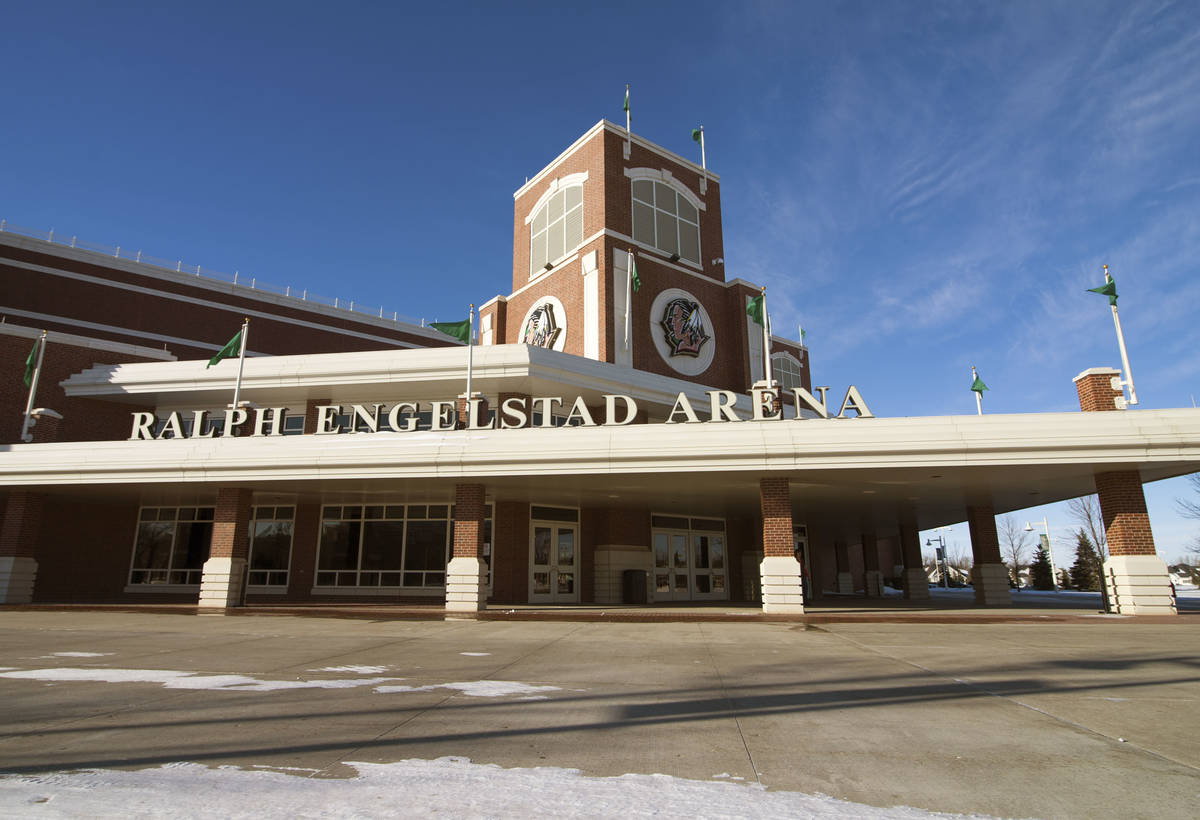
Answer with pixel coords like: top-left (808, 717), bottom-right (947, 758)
top-left (285, 502), bottom-right (320, 599)
top-left (1074, 370), bottom-right (1123, 412)
top-left (0, 491), bottom-right (44, 559)
top-left (210, 488), bottom-right (252, 560)
top-left (0, 332), bottom-right (159, 444)
top-left (453, 484), bottom-right (485, 558)
top-left (1095, 470), bottom-right (1157, 556)
top-left (966, 505), bottom-right (1003, 563)
top-left (33, 498), bottom-right (143, 603)
top-left (492, 500), bottom-right (529, 603)
top-left (759, 477), bottom-right (792, 557)
top-left (1, 240), bottom-right (451, 361)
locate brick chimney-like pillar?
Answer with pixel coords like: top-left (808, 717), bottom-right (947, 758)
top-left (0, 491), bottom-right (45, 603)
top-left (966, 504), bottom-right (1011, 606)
top-left (447, 483), bottom-right (487, 613)
top-left (198, 487), bottom-right (253, 611)
top-left (898, 510), bottom-right (930, 602)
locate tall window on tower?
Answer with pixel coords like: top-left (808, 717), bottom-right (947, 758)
top-left (632, 179), bottom-right (700, 264)
top-left (529, 183), bottom-right (583, 276)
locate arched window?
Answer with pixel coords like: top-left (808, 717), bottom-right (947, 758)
top-left (529, 183), bottom-right (583, 276)
top-left (632, 178), bottom-right (700, 264)
top-left (772, 352), bottom-right (804, 391)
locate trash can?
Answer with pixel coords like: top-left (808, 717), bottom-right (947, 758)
top-left (622, 569), bottom-right (648, 604)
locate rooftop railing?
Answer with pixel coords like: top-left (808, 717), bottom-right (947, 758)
top-left (0, 219), bottom-right (428, 329)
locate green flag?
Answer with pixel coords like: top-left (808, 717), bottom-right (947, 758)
top-left (630, 254), bottom-right (641, 292)
top-left (23, 337), bottom-right (40, 388)
top-left (691, 128), bottom-right (702, 143)
top-left (207, 328), bottom-right (243, 368)
top-left (623, 88), bottom-right (629, 113)
top-left (971, 373), bottom-right (989, 394)
top-left (1087, 277), bottom-right (1118, 307)
top-left (431, 319), bottom-right (471, 344)
top-left (746, 293), bottom-right (764, 325)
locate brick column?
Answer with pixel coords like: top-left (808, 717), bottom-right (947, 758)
top-left (861, 533), bottom-right (883, 597)
top-left (1074, 366), bottom-right (1174, 614)
top-left (966, 504), bottom-right (1011, 605)
top-left (898, 511), bottom-right (929, 602)
top-left (759, 477), bottom-right (804, 613)
top-left (834, 540), bottom-right (853, 594)
top-left (198, 487), bottom-right (253, 610)
top-left (1096, 470), bottom-right (1175, 614)
top-left (0, 491), bottom-right (45, 603)
top-left (446, 483), bottom-right (487, 613)
top-left (1073, 367), bottom-right (1124, 412)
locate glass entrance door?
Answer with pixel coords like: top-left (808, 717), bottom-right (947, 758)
top-left (690, 531), bottom-right (726, 599)
top-left (653, 531), bottom-right (691, 601)
top-left (530, 523), bottom-right (579, 603)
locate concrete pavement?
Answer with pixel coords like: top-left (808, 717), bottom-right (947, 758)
top-left (0, 610), bottom-right (1197, 818)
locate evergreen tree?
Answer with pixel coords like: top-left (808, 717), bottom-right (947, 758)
top-left (1030, 546), bottom-right (1054, 590)
top-left (1070, 529), bottom-right (1100, 591)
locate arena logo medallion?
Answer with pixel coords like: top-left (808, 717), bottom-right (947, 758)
top-left (522, 303), bottom-right (561, 349)
top-left (660, 297), bottom-right (710, 357)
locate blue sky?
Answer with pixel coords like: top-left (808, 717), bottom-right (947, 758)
top-left (3, 1), bottom-right (1198, 564)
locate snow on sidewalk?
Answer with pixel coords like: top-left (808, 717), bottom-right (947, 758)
top-left (0, 757), bottom-right (1005, 820)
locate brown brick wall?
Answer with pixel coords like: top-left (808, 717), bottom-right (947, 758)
top-left (966, 505), bottom-right (1003, 563)
top-left (210, 488), bottom-right (252, 560)
top-left (861, 533), bottom-right (880, 572)
top-left (453, 484), bottom-right (486, 559)
top-left (32, 498), bottom-right (141, 603)
top-left (492, 500), bottom-right (529, 603)
top-left (898, 512), bottom-right (922, 568)
top-left (284, 502), bottom-right (321, 599)
top-left (1095, 470), bottom-right (1157, 556)
top-left (0, 491), bottom-right (45, 559)
top-left (759, 477), bottom-right (792, 557)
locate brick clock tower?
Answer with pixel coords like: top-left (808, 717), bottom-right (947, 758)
top-left (479, 120), bottom-right (809, 396)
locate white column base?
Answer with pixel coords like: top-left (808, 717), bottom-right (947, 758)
top-left (446, 556), bottom-right (487, 612)
top-left (760, 556), bottom-right (805, 613)
top-left (0, 556), bottom-right (38, 604)
top-left (835, 571), bottom-right (854, 594)
top-left (902, 567), bottom-right (930, 601)
top-left (1105, 555), bottom-right (1177, 615)
top-left (863, 569), bottom-right (883, 597)
top-left (970, 563), bottom-right (1012, 606)
top-left (198, 557), bottom-right (246, 610)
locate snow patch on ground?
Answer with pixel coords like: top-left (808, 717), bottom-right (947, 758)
top-left (373, 681), bottom-right (560, 698)
top-left (42, 652), bottom-right (113, 658)
top-left (460, 652), bottom-right (491, 657)
top-left (0, 668), bottom-right (401, 692)
top-left (0, 757), bottom-right (1002, 819)
top-left (312, 665), bottom-right (388, 674)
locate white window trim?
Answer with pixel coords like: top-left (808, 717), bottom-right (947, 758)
top-left (627, 169), bottom-right (704, 267)
top-left (524, 172), bottom-right (589, 225)
top-left (624, 167), bottom-right (706, 212)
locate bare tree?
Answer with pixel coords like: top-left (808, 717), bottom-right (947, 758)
top-left (1067, 495), bottom-right (1108, 560)
top-left (998, 515), bottom-right (1032, 586)
top-left (1174, 473), bottom-right (1200, 555)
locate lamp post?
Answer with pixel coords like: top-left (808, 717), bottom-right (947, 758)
top-left (925, 531), bottom-right (950, 588)
top-left (1024, 517), bottom-right (1057, 590)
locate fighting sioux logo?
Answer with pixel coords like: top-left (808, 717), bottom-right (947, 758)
top-left (522, 303), bottom-right (561, 349)
top-left (660, 297), bottom-right (709, 357)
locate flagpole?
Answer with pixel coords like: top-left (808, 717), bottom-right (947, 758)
top-left (972, 366), bottom-right (982, 415)
top-left (20, 330), bottom-right (47, 443)
top-left (624, 84), bottom-right (631, 157)
top-left (625, 250), bottom-right (633, 349)
top-left (698, 126), bottom-right (707, 189)
top-left (466, 304), bottom-right (475, 402)
top-left (231, 318), bottom-right (249, 409)
top-left (760, 287), bottom-right (772, 384)
top-left (1104, 265), bottom-right (1138, 406)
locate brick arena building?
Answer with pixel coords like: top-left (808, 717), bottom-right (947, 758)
top-left (2, 120), bottom-right (1197, 615)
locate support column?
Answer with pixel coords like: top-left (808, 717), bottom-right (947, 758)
top-left (861, 533), bottom-right (883, 597)
top-left (447, 483), bottom-right (487, 613)
top-left (759, 477), bottom-right (804, 613)
top-left (0, 491), bottom-right (45, 603)
top-left (898, 511), bottom-right (929, 602)
top-left (834, 540), bottom-right (853, 594)
top-left (966, 504), bottom-right (1011, 606)
top-left (198, 487), bottom-right (252, 610)
top-left (1096, 470), bottom-right (1176, 615)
